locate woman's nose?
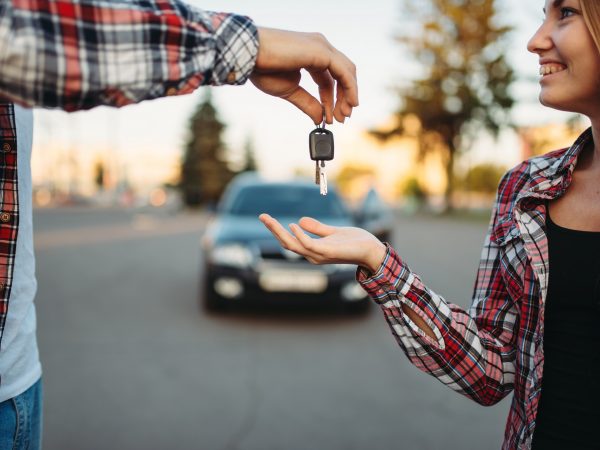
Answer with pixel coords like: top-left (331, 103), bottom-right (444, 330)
top-left (527, 22), bottom-right (552, 54)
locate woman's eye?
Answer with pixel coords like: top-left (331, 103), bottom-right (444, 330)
top-left (559, 8), bottom-right (575, 19)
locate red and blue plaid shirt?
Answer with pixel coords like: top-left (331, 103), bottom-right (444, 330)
top-left (0, 0), bottom-right (257, 343)
top-left (358, 128), bottom-right (592, 450)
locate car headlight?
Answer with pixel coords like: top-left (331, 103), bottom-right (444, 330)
top-left (210, 244), bottom-right (253, 268)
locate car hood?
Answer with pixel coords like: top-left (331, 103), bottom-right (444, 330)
top-left (206, 214), bottom-right (354, 246)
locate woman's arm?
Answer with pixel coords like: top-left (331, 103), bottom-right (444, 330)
top-left (259, 202), bottom-right (518, 406)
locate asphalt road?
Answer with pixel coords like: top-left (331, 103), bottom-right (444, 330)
top-left (33, 207), bottom-right (510, 450)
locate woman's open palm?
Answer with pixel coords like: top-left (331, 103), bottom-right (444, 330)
top-left (259, 214), bottom-right (387, 273)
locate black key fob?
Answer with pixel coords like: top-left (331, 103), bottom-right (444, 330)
top-left (309, 127), bottom-right (334, 161)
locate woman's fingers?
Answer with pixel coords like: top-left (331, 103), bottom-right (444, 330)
top-left (259, 214), bottom-right (297, 249)
top-left (259, 214), bottom-right (328, 262)
top-left (289, 223), bottom-right (321, 254)
top-left (298, 217), bottom-right (336, 237)
top-left (259, 214), bottom-right (316, 257)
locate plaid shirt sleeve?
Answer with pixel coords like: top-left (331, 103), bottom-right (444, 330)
top-left (357, 202), bottom-right (518, 406)
top-left (0, 0), bottom-right (258, 110)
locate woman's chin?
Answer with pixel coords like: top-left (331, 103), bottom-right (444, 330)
top-left (538, 93), bottom-right (575, 113)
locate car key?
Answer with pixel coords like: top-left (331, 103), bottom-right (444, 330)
top-left (309, 112), bottom-right (334, 196)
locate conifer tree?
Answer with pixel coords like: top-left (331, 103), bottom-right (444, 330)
top-left (180, 91), bottom-right (233, 206)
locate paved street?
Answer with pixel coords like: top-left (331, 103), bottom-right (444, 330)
top-left (34, 207), bottom-right (510, 450)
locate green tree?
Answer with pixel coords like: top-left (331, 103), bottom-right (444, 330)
top-left (335, 164), bottom-right (375, 197)
top-left (241, 136), bottom-right (258, 173)
top-left (457, 163), bottom-right (506, 194)
top-left (180, 90), bottom-right (234, 206)
top-left (93, 160), bottom-right (105, 191)
top-left (372, 0), bottom-right (515, 210)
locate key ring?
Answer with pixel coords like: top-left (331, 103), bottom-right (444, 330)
top-left (321, 107), bottom-right (326, 129)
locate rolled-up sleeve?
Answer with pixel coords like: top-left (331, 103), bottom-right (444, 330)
top-left (0, 0), bottom-right (259, 110)
top-left (357, 205), bottom-right (519, 407)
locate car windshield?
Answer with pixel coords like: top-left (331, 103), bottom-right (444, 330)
top-left (224, 185), bottom-right (349, 218)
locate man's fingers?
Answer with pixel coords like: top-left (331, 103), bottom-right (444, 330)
top-left (327, 52), bottom-right (359, 108)
top-left (308, 70), bottom-right (334, 124)
top-left (333, 85), bottom-right (346, 123)
top-left (298, 217), bottom-right (336, 237)
top-left (283, 86), bottom-right (326, 125)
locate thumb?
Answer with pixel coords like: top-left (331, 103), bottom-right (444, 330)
top-left (298, 217), bottom-right (336, 237)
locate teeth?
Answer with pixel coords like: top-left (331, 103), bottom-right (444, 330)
top-left (539, 64), bottom-right (566, 76)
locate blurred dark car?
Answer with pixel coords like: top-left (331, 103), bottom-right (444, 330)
top-left (354, 188), bottom-right (394, 243)
top-left (200, 173), bottom-right (369, 313)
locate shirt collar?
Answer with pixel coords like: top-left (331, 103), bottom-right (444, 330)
top-left (542, 127), bottom-right (591, 179)
top-left (523, 127), bottom-right (592, 200)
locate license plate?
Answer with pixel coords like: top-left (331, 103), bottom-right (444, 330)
top-left (259, 269), bottom-right (328, 293)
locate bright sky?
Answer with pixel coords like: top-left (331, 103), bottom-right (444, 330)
top-left (31, 0), bottom-right (575, 191)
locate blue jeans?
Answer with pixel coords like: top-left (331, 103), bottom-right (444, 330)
top-left (0, 379), bottom-right (42, 450)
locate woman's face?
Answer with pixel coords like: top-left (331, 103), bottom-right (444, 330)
top-left (528, 0), bottom-right (600, 117)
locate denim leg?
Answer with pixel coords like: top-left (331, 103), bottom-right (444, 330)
top-left (0, 378), bottom-right (43, 450)
top-left (0, 391), bottom-right (17, 449)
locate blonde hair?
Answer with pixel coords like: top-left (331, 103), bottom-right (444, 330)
top-left (581, 0), bottom-right (600, 52)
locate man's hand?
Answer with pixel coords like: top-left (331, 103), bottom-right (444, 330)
top-left (258, 214), bottom-right (386, 273)
top-left (251, 28), bottom-right (358, 125)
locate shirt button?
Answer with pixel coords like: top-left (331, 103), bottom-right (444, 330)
top-left (2, 143), bottom-right (11, 152)
top-left (166, 87), bottom-right (177, 96)
top-left (226, 71), bottom-right (237, 84)
top-left (0, 213), bottom-right (11, 223)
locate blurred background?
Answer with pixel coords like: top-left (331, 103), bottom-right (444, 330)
top-left (31, 0), bottom-right (585, 449)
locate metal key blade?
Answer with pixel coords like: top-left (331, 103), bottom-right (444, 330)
top-left (315, 161), bottom-right (320, 185)
top-left (319, 164), bottom-right (328, 196)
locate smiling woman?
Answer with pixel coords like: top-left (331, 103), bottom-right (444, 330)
top-left (530, 0), bottom-right (600, 117)
top-left (260, 0), bottom-right (600, 448)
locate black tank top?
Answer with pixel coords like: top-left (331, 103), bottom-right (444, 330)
top-left (531, 211), bottom-right (600, 449)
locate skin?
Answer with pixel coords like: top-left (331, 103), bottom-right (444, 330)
top-left (251, 28), bottom-right (359, 125)
top-left (528, 0), bottom-right (600, 230)
top-left (260, 0), bottom-right (600, 340)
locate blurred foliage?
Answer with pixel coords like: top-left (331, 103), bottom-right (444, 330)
top-left (241, 137), bottom-right (258, 173)
top-left (180, 90), bottom-right (234, 207)
top-left (456, 163), bottom-right (506, 193)
top-left (335, 164), bottom-right (375, 197)
top-left (93, 160), bottom-right (105, 191)
top-left (397, 176), bottom-right (426, 199)
top-left (371, 0), bottom-right (515, 210)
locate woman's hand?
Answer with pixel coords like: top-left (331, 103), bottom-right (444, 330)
top-left (258, 214), bottom-right (387, 273)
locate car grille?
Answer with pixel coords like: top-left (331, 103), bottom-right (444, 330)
top-left (260, 249), bottom-right (287, 260)
top-left (257, 242), bottom-right (307, 263)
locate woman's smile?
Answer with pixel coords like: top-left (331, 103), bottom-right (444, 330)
top-left (539, 62), bottom-right (568, 77)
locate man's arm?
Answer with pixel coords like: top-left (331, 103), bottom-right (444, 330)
top-left (0, 1), bottom-right (357, 122)
top-left (0, 0), bottom-right (257, 110)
